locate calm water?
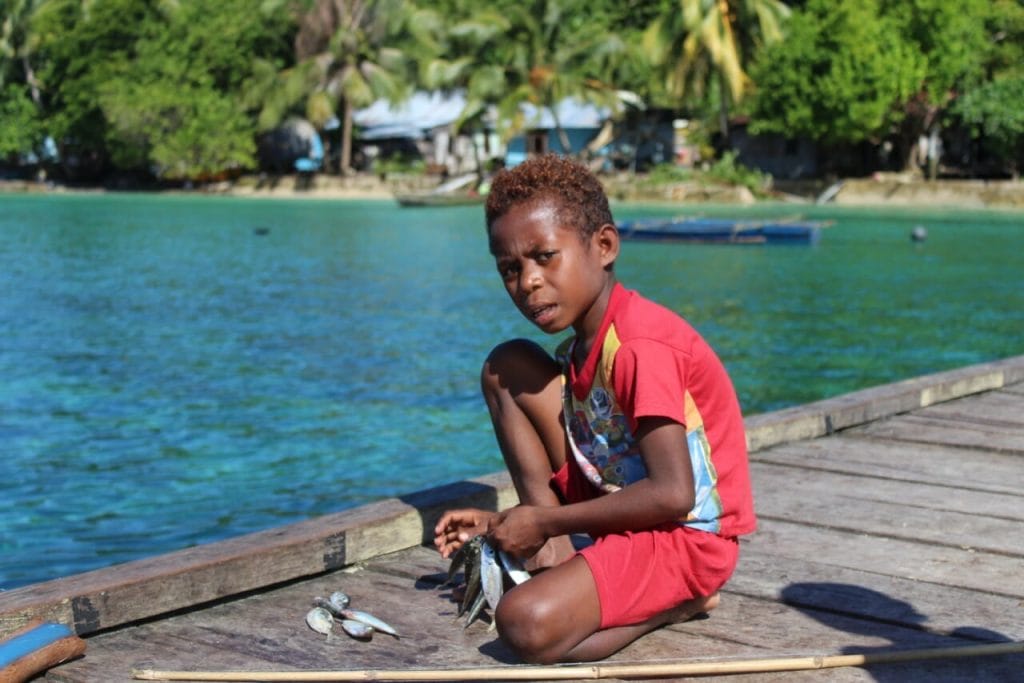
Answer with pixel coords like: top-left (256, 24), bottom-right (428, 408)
top-left (1, 193), bottom-right (1022, 589)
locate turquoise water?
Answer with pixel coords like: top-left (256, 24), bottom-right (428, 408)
top-left (1, 194), bottom-right (1021, 589)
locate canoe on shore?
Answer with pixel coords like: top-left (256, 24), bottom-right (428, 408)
top-left (2, 355), bottom-right (1023, 681)
top-left (617, 216), bottom-right (832, 245)
top-left (393, 173), bottom-right (484, 207)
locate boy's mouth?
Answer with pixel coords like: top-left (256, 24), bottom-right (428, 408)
top-left (527, 303), bottom-right (557, 326)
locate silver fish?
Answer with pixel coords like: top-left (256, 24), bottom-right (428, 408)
top-left (328, 591), bottom-right (351, 612)
top-left (341, 618), bottom-right (373, 640)
top-left (498, 549), bottom-right (531, 585)
top-left (312, 596), bottom-right (340, 616)
top-left (341, 608), bottom-right (400, 639)
top-left (458, 542), bottom-right (482, 618)
top-left (462, 588), bottom-right (488, 630)
top-left (305, 606), bottom-right (334, 637)
top-left (479, 539), bottom-right (504, 611)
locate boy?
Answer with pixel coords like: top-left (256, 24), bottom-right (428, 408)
top-left (434, 154), bottom-right (756, 663)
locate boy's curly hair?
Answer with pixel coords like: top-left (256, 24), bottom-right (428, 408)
top-left (485, 154), bottom-right (613, 239)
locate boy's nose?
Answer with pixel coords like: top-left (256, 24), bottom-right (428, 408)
top-left (521, 267), bottom-right (543, 291)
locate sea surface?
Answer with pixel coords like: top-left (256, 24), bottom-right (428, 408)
top-left (1, 193), bottom-right (1022, 589)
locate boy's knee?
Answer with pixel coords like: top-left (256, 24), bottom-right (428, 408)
top-left (480, 339), bottom-right (558, 396)
top-left (495, 591), bottom-right (561, 663)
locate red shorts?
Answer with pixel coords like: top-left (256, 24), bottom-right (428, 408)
top-left (551, 461), bottom-right (739, 629)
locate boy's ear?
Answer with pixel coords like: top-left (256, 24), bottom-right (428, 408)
top-left (594, 223), bottom-right (620, 268)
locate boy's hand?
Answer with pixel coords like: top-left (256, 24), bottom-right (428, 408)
top-left (488, 505), bottom-right (548, 559)
top-left (433, 508), bottom-right (498, 558)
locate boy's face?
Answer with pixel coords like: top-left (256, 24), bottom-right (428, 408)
top-left (489, 198), bottom-right (617, 336)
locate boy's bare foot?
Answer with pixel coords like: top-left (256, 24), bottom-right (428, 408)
top-left (666, 592), bottom-right (720, 624)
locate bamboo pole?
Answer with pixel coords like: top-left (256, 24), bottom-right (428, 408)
top-left (132, 640), bottom-right (1024, 681)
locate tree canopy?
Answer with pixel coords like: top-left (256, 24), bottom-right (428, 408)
top-left (0, 0), bottom-right (1020, 182)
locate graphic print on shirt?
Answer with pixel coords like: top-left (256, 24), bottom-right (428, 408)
top-left (560, 329), bottom-right (724, 532)
top-left (683, 390), bottom-right (723, 533)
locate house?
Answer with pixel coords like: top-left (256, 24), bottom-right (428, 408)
top-left (353, 91), bottom-right (500, 175)
top-left (353, 92), bottom-right (620, 172)
top-left (504, 99), bottom-right (612, 167)
top-left (727, 118), bottom-right (819, 179)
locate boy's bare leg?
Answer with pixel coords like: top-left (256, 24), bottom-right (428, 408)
top-left (481, 339), bottom-right (576, 569)
top-left (496, 555), bottom-right (720, 663)
top-left (561, 592), bottom-right (720, 663)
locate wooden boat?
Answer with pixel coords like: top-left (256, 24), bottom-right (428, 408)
top-left (394, 173), bottom-right (484, 207)
top-left (617, 216), bottom-right (831, 245)
top-left (2, 355), bottom-right (1023, 681)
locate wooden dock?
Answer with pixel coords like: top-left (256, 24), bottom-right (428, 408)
top-left (3, 356), bottom-right (1023, 682)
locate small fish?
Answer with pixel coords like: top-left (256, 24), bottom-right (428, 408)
top-left (479, 539), bottom-right (504, 611)
top-left (328, 591), bottom-right (351, 612)
top-left (313, 596), bottom-right (339, 616)
top-left (341, 619), bottom-right (373, 640)
top-left (462, 588), bottom-right (488, 630)
top-left (446, 542), bottom-right (469, 585)
top-left (341, 609), bottom-right (400, 639)
top-left (305, 607), bottom-right (334, 637)
top-left (498, 549), bottom-right (531, 585)
top-left (459, 548), bottom-right (482, 618)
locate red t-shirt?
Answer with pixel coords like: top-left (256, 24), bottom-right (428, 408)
top-left (556, 283), bottom-right (756, 537)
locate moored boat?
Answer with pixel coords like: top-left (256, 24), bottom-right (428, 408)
top-left (617, 216), bottom-right (831, 245)
top-left (394, 173), bottom-right (484, 207)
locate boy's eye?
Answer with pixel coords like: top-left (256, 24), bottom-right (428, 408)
top-left (536, 250), bottom-right (557, 264)
top-left (497, 262), bottom-right (520, 280)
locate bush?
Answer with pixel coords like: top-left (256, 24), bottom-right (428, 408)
top-left (704, 151), bottom-right (772, 195)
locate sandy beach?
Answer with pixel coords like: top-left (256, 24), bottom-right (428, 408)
top-left (3, 172), bottom-right (1023, 209)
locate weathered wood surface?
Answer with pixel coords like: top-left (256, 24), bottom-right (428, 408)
top-left (2, 355), bottom-right (1022, 681)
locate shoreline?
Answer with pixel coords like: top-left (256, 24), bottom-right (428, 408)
top-left (3, 173), bottom-right (1023, 209)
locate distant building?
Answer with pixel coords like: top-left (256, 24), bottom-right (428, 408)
top-left (728, 119), bottom-right (819, 179)
top-left (353, 91), bottom-right (500, 175)
top-left (504, 99), bottom-right (611, 167)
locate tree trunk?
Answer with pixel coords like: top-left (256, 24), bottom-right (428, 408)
top-left (717, 78), bottom-right (730, 142)
top-left (22, 56), bottom-right (43, 108)
top-left (341, 97), bottom-right (354, 175)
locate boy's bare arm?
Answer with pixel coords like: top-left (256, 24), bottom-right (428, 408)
top-left (490, 417), bottom-right (695, 557)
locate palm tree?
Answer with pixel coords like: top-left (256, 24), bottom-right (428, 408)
top-left (643, 0), bottom-right (790, 137)
top-left (255, 0), bottom-right (423, 174)
top-left (0, 0), bottom-right (45, 106)
top-left (431, 0), bottom-right (638, 157)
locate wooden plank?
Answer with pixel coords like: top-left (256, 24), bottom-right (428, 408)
top-left (744, 357), bottom-right (1024, 452)
top-left (850, 414), bottom-right (1024, 454)
top-left (668, 593), bottom-right (1024, 683)
top-left (914, 390), bottom-right (1024, 426)
top-left (750, 463), bottom-right (1024, 556)
top-left (747, 518), bottom-right (1024, 599)
top-left (754, 437), bottom-right (1024, 496)
top-left (727, 550), bottom-right (1024, 639)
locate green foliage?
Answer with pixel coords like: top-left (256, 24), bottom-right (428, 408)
top-left (643, 152), bottom-right (769, 195)
top-left (646, 162), bottom-right (694, 184)
top-left (704, 150), bottom-right (770, 193)
top-left (2, 0), bottom-right (1018, 183)
top-left (953, 74), bottom-right (1024, 173)
top-left (32, 0), bottom-right (160, 169)
top-left (97, 0), bottom-right (292, 179)
top-left (882, 0), bottom-right (991, 102)
top-left (372, 153), bottom-right (426, 176)
top-left (0, 83), bottom-right (42, 157)
top-left (748, 0), bottom-right (924, 144)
